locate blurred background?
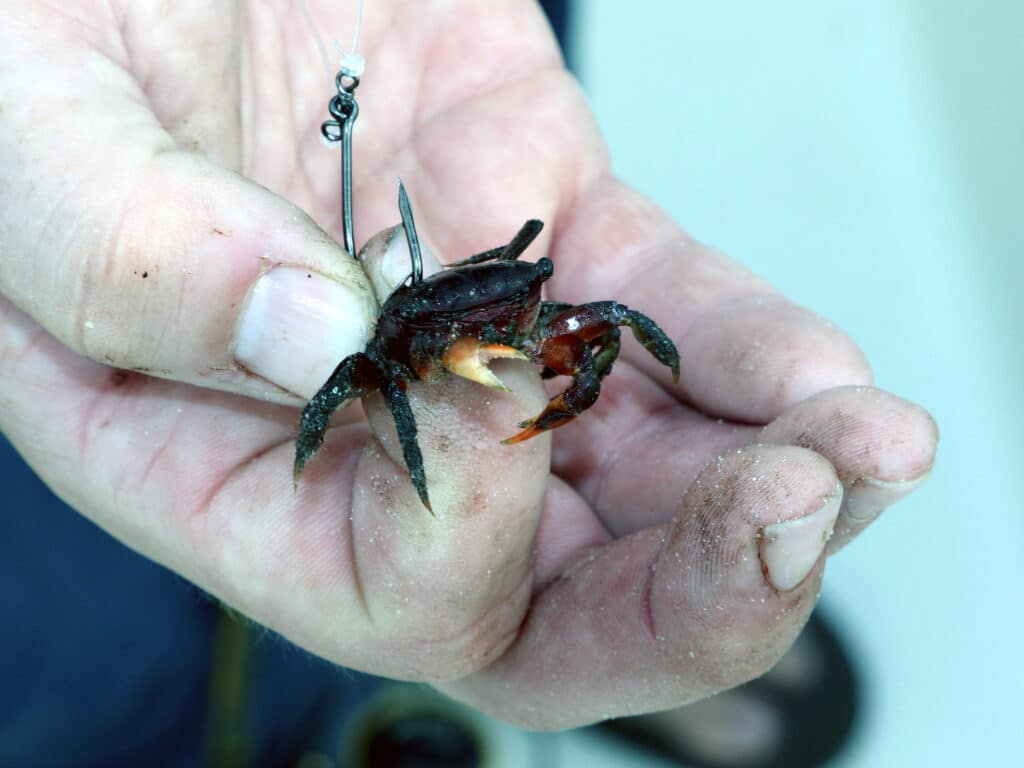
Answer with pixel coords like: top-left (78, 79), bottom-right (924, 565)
top-left (2, 1), bottom-right (1020, 767)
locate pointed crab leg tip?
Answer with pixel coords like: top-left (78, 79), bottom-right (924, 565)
top-left (421, 496), bottom-right (434, 515)
top-left (502, 425), bottom-right (540, 445)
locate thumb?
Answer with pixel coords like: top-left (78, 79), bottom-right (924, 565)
top-left (0, 38), bottom-right (376, 403)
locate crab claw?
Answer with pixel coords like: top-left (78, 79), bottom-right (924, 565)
top-left (501, 397), bottom-right (577, 445)
top-left (441, 337), bottom-right (527, 391)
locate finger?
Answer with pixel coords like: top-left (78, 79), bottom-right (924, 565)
top-left (761, 386), bottom-right (938, 552)
top-left (441, 445), bottom-right (842, 729)
top-left (547, 178), bottom-right (872, 421)
top-left (0, 295), bottom-right (552, 681)
top-left (0, 14), bottom-right (375, 403)
top-left (549, 368), bottom-right (936, 543)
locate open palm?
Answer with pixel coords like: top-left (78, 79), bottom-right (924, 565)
top-left (0, 0), bottom-right (936, 729)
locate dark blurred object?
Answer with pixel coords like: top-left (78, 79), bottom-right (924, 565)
top-left (366, 715), bottom-right (481, 768)
top-left (541, 0), bottom-right (572, 65)
top-left (343, 687), bottom-right (485, 768)
top-left (598, 610), bottom-right (860, 768)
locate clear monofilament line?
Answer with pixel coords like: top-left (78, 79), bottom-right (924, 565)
top-left (337, 0), bottom-right (364, 74)
top-left (299, 0), bottom-right (333, 84)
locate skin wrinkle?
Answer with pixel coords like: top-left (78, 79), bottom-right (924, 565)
top-left (388, 568), bottom-right (534, 682)
top-left (135, 403), bottom-right (183, 492)
top-left (639, 559), bottom-right (659, 642)
top-left (81, 154), bottom-right (166, 364)
top-left (75, 369), bottom-right (129, 474)
top-left (345, 486), bottom-right (371, 626)
top-left (185, 433), bottom-right (292, 526)
top-left (11, 174), bottom-right (95, 351)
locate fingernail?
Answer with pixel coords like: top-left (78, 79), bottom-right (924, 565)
top-left (842, 472), bottom-right (931, 523)
top-left (360, 225), bottom-right (443, 304)
top-left (234, 266), bottom-right (374, 399)
top-left (761, 483), bottom-right (842, 591)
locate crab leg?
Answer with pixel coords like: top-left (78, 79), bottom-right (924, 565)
top-left (504, 302), bottom-right (679, 444)
top-left (592, 327), bottom-right (622, 379)
top-left (448, 219), bottom-right (544, 266)
top-left (294, 352), bottom-right (380, 484)
top-left (379, 372), bottom-right (433, 514)
top-left (538, 301), bottom-right (680, 382)
top-left (503, 335), bottom-right (600, 444)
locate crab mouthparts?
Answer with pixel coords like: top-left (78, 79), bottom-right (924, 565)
top-left (441, 338), bottom-right (527, 391)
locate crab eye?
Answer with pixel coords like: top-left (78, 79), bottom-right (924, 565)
top-left (534, 257), bottom-right (554, 281)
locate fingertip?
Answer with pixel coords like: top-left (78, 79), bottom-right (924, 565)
top-left (650, 445), bottom-right (837, 688)
top-left (762, 386), bottom-right (937, 485)
top-left (660, 444), bottom-right (839, 598)
top-left (761, 386), bottom-right (938, 551)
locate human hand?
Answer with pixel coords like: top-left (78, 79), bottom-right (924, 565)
top-left (0, 0), bottom-right (936, 730)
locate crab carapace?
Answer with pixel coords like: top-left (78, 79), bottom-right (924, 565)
top-left (294, 182), bottom-right (680, 512)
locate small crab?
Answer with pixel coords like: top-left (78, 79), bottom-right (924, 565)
top-left (294, 182), bottom-right (680, 512)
